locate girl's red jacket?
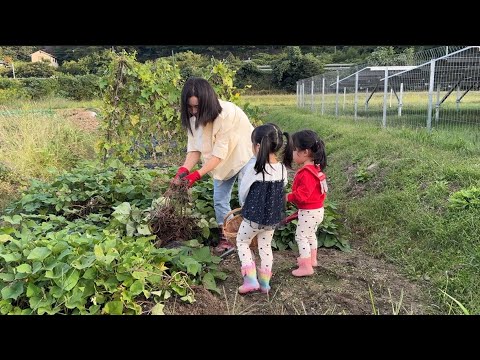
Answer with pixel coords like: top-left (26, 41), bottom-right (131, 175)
top-left (287, 164), bottom-right (327, 209)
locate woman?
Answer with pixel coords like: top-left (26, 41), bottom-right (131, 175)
top-left (172, 77), bottom-right (255, 253)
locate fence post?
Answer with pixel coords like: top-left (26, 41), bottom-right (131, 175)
top-left (354, 72), bottom-right (359, 121)
top-left (435, 84), bottom-right (441, 125)
top-left (382, 68), bottom-right (389, 128)
top-left (311, 80), bottom-right (314, 111)
top-left (335, 74), bottom-right (339, 117)
top-left (321, 77), bottom-right (325, 115)
top-left (302, 81), bottom-right (305, 107)
top-left (398, 82), bottom-right (403, 117)
top-left (427, 59), bottom-right (436, 132)
top-left (365, 88), bottom-right (368, 112)
top-left (296, 82), bottom-right (299, 107)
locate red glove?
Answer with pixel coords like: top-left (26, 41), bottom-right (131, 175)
top-left (174, 166), bottom-right (189, 180)
top-left (171, 166), bottom-right (189, 185)
top-left (183, 171), bottom-right (202, 188)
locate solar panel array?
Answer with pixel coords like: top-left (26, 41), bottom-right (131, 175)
top-left (297, 46), bottom-right (480, 136)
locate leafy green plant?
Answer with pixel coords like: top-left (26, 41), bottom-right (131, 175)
top-left (448, 186), bottom-right (480, 210)
top-left (354, 168), bottom-right (372, 183)
top-left (241, 102), bottom-right (264, 127)
top-left (0, 160), bottom-right (227, 314)
top-left (272, 201), bottom-right (348, 252)
top-left (98, 52), bottom-right (247, 165)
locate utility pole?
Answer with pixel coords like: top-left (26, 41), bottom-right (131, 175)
top-left (12, 62), bottom-right (15, 79)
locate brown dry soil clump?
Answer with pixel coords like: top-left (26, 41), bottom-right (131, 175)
top-left (59, 108), bottom-right (100, 132)
top-left (164, 247), bottom-right (437, 315)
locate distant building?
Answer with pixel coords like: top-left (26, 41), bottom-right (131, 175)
top-left (30, 50), bottom-right (59, 68)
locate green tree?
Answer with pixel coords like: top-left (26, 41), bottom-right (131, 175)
top-left (0, 46), bottom-right (37, 61)
top-left (13, 62), bottom-right (56, 78)
top-left (170, 51), bottom-right (210, 79)
top-left (366, 46), bottom-right (416, 66)
top-left (272, 46), bottom-right (325, 92)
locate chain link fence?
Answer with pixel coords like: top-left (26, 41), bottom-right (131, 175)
top-left (297, 46), bottom-right (480, 136)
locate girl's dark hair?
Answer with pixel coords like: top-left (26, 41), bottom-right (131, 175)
top-left (252, 123), bottom-right (291, 175)
top-left (180, 77), bottom-right (223, 134)
top-left (283, 129), bottom-right (327, 170)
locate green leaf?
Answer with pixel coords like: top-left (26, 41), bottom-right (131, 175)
top-left (0, 252), bottom-right (22, 263)
top-left (184, 239), bottom-right (201, 247)
top-left (202, 272), bottom-right (218, 293)
top-left (130, 280), bottom-right (144, 296)
top-left (2, 215), bottom-right (22, 225)
top-left (49, 286), bottom-right (64, 299)
top-left (209, 269), bottom-right (227, 280)
top-left (94, 244), bottom-right (104, 259)
top-left (180, 294), bottom-right (195, 303)
top-left (89, 305), bottom-right (101, 315)
top-left (57, 269), bottom-right (80, 291)
top-left (1, 281), bottom-right (24, 300)
top-left (104, 301), bottom-right (124, 315)
top-left (171, 283), bottom-right (186, 296)
top-left (45, 263), bottom-right (71, 279)
top-left (191, 246), bottom-right (211, 262)
top-left (64, 288), bottom-right (86, 309)
top-left (151, 303), bottom-right (164, 315)
top-left (26, 283), bottom-right (41, 298)
top-left (0, 300), bottom-right (13, 315)
top-left (16, 263), bottom-right (32, 274)
top-left (137, 224), bottom-right (151, 235)
top-left (57, 248), bottom-right (72, 261)
top-left (323, 235), bottom-right (337, 247)
top-left (31, 262), bottom-right (43, 274)
top-left (0, 234), bottom-right (13, 243)
top-left (126, 221), bottom-right (135, 237)
top-left (132, 271), bottom-right (148, 280)
top-left (201, 226), bottom-right (210, 238)
top-left (52, 241), bottom-right (69, 254)
top-left (0, 273), bottom-right (14, 282)
top-left (27, 247), bottom-right (52, 261)
top-left (83, 267), bottom-right (97, 280)
top-left (183, 257), bottom-right (201, 276)
top-left (71, 255), bottom-right (96, 270)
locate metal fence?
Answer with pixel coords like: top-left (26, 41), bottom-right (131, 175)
top-left (297, 46), bottom-right (480, 135)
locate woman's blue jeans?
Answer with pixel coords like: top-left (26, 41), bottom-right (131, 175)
top-left (213, 157), bottom-right (255, 226)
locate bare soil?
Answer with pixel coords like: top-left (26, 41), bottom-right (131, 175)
top-left (59, 108), bottom-right (99, 132)
top-left (164, 246), bottom-right (436, 315)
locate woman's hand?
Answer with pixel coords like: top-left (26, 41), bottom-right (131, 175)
top-left (183, 171), bottom-right (202, 187)
top-left (172, 166), bottom-right (189, 185)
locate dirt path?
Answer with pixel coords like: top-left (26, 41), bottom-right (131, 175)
top-left (164, 247), bottom-right (436, 315)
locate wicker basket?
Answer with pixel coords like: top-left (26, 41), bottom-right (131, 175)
top-left (223, 207), bottom-right (258, 249)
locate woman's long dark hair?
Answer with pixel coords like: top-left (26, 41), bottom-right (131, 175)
top-left (252, 123), bottom-right (291, 175)
top-left (180, 77), bottom-right (223, 135)
top-left (283, 129), bottom-right (327, 170)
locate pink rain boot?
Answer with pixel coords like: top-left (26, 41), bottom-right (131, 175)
top-left (292, 257), bottom-right (314, 277)
top-left (258, 268), bottom-right (272, 294)
top-left (238, 262), bottom-right (260, 294)
top-left (311, 249), bottom-right (318, 267)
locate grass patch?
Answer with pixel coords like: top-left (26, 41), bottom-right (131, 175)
top-left (266, 105), bottom-right (480, 314)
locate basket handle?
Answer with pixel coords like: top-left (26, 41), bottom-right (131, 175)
top-left (223, 207), bottom-right (243, 227)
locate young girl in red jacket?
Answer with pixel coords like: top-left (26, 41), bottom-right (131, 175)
top-left (283, 130), bottom-right (328, 277)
